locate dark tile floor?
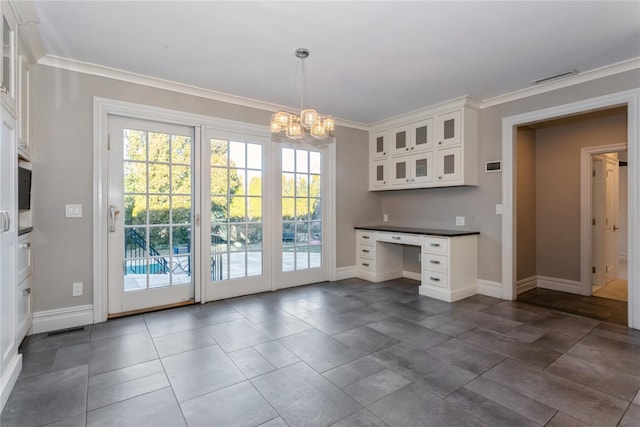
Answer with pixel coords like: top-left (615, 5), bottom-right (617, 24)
top-left (518, 287), bottom-right (628, 326)
top-left (2, 278), bottom-right (640, 427)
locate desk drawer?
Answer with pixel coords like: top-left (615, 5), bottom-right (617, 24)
top-left (422, 253), bottom-right (448, 272)
top-left (423, 236), bottom-right (448, 254)
top-left (357, 243), bottom-right (375, 259)
top-left (377, 232), bottom-right (420, 245)
top-left (422, 270), bottom-right (448, 289)
top-left (358, 257), bottom-right (375, 272)
top-left (357, 230), bottom-right (376, 244)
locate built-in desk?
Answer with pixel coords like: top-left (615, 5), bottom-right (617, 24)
top-left (354, 225), bottom-right (479, 302)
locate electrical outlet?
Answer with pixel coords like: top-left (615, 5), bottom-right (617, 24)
top-left (456, 216), bottom-right (465, 226)
top-left (383, 214), bottom-right (388, 222)
top-left (72, 282), bottom-right (83, 297)
top-left (496, 204), bottom-right (504, 215)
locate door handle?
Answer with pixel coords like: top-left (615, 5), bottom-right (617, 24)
top-left (109, 205), bottom-right (120, 233)
top-left (0, 211), bottom-right (9, 232)
top-left (613, 225), bottom-right (619, 231)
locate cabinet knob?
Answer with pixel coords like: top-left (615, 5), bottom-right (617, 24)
top-left (405, 148), bottom-right (409, 151)
top-left (438, 176), bottom-right (442, 180)
top-left (410, 147), bottom-right (414, 150)
top-left (438, 141), bottom-right (442, 145)
top-left (406, 179), bottom-right (409, 182)
top-left (383, 152), bottom-right (386, 155)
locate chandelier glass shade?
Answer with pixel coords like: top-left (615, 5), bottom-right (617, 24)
top-left (271, 48), bottom-right (335, 144)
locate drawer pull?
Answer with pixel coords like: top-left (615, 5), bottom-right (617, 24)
top-left (362, 262), bottom-right (370, 267)
top-left (23, 288), bottom-right (31, 296)
top-left (392, 236), bottom-right (401, 240)
top-left (362, 236), bottom-right (370, 239)
top-left (362, 249), bottom-right (370, 253)
top-left (430, 260), bottom-right (440, 264)
top-left (430, 277), bottom-right (440, 282)
top-left (430, 243), bottom-right (441, 247)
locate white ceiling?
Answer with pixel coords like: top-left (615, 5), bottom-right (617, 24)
top-left (32, 1), bottom-right (640, 126)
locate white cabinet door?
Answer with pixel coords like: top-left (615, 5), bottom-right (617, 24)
top-left (390, 156), bottom-right (411, 186)
top-left (389, 125), bottom-right (411, 156)
top-left (411, 118), bottom-right (432, 153)
top-left (370, 159), bottom-right (388, 189)
top-left (0, 2), bottom-right (16, 112)
top-left (436, 110), bottom-right (461, 147)
top-left (370, 130), bottom-right (388, 160)
top-left (436, 146), bottom-right (461, 183)
top-left (411, 151), bottom-right (433, 185)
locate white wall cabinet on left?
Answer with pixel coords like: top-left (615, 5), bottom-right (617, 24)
top-left (0, 106), bottom-right (20, 412)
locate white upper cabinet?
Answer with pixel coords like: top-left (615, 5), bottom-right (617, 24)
top-left (370, 130), bottom-right (388, 160)
top-left (0, 1), bottom-right (16, 113)
top-left (16, 38), bottom-right (29, 159)
top-left (369, 99), bottom-right (478, 190)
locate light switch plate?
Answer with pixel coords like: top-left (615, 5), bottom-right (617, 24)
top-left (66, 204), bottom-right (82, 218)
top-left (455, 216), bottom-right (465, 226)
top-left (496, 204), bottom-right (504, 215)
top-left (383, 214), bottom-right (388, 222)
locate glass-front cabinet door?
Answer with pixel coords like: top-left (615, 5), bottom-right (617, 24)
top-left (370, 159), bottom-right (387, 188)
top-left (436, 146), bottom-right (461, 183)
top-left (411, 118), bottom-right (432, 153)
top-left (436, 110), bottom-right (461, 147)
top-left (411, 152), bottom-right (433, 185)
top-left (390, 125), bottom-right (411, 156)
top-left (370, 131), bottom-right (388, 160)
top-left (1, 2), bottom-right (16, 110)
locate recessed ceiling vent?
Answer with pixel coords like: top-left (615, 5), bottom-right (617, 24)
top-left (531, 70), bottom-right (578, 85)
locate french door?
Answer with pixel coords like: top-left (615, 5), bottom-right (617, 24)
top-left (107, 117), bottom-right (196, 314)
top-left (202, 131), bottom-right (330, 301)
top-left (106, 115), bottom-right (331, 310)
top-left (203, 130), bottom-right (272, 300)
top-left (274, 146), bottom-right (329, 288)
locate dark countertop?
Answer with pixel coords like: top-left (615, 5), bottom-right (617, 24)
top-left (18, 227), bottom-right (33, 236)
top-left (354, 225), bottom-right (479, 237)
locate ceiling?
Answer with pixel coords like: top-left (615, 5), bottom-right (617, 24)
top-left (31, 1), bottom-right (640, 126)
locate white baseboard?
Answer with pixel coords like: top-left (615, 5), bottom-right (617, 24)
top-left (517, 276), bottom-right (538, 295)
top-left (477, 279), bottom-right (503, 298)
top-left (334, 266), bottom-right (358, 281)
top-left (537, 275), bottom-right (582, 295)
top-left (32, 304), bottom-right (94, 334)
top-left (419, 284), bottom-right (477, 302)
top-left (1, 353), bottom-right (22, 412)
top-left (402, 271), bottom-right (421, 281)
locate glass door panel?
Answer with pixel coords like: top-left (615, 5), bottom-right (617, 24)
top-left (205, 133), bottom-right (271, 301)
top-left (108, 117), bottom-right (195, 315)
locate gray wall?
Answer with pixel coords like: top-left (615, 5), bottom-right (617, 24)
top-left (31, 64), bottom-right (379, 312)
top-left (516, 127), bottom-right (537, 280)
top-left (535, 109), bottom-right (627, 281)
top-left (382, 69), bottom-right (639, 283)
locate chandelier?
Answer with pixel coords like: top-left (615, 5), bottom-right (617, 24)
top-left (271, 48), bottom-right (335, 144)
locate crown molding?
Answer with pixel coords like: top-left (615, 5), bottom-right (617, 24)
top-left (37, 55), bottom-right (369, 131)
top-left (37, 53), bottom-right (639, 131)
top-left (480, 57), bottom-right (640, 109)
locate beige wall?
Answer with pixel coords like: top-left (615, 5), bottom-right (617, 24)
top-left (30, 63), bottom-right (639, 313)
top-left (535, 109), bottom-right (627, 281)
top-left (31, 64), bottom-right (378, 312)
top-left (516, 127), bottom-right (537, 280)
top-left (381, 69), bottom-right (639, 284)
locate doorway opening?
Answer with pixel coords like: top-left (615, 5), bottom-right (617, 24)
top-left (513, 106), bottom-right (630, 325)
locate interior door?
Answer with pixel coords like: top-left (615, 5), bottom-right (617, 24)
top-left (107, 116), bottom-right (195, 315)
top-left (592, 153), bottom-right (619, 287)
top-left (275, 146), bottom-right (329, 288)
